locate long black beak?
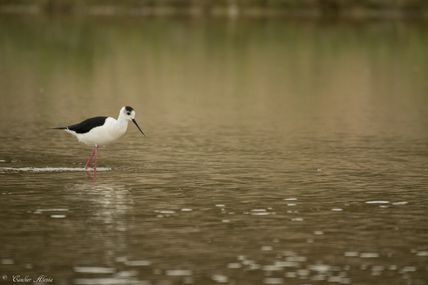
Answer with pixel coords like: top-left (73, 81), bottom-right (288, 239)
top-left (132, 119), bottom-right (145, 136)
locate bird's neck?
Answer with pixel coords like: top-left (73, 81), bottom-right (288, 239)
top-left (117, 114), bottom-right (129, 126)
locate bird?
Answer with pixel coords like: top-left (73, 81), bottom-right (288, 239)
top-left (53, 106), bottom-right (145, 175)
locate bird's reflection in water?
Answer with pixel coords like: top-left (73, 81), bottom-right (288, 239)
top-left (66, 181), bottom-right (133, 235)
top-left (65, 182), bottom-right (150, 285)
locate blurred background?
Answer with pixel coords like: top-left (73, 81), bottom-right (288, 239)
top-left (2, 0), bottom-right (428, 18)
top-left (1, 2), bottom-right (428, 285)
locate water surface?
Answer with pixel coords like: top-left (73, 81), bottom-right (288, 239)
top-left (0, 17), bottom-right (427, 285)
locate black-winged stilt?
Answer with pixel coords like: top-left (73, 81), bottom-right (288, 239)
top-left (53, 106), bottom-right (145, 175)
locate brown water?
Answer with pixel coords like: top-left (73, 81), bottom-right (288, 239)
top-left (0, 17), bottom-right (428, 285)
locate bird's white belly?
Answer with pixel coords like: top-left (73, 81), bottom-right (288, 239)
top-left (68, 119), bottom-right (127, 146)
top-left (79, 128), bottom-right (123, 145)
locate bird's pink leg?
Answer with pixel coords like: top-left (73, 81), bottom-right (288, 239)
top-left (85, 147), bottom-right (96, 170)
top-left (93, 145), bottom-right (98, 177)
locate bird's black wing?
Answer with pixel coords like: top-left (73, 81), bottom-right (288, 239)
top-left (66, 116), bottom-right (108, 134)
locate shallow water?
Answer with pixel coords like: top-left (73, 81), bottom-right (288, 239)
top-left (0, 17), bottom-right (428, 285)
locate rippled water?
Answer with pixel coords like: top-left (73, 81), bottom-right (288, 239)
top-left (0, 17), bottom-right (428, 285)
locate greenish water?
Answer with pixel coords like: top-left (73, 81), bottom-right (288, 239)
top-left (0, 17), bottom-right (428, 285)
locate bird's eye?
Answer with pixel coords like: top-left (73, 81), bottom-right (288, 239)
top-left (126, 112), bottom-right (131, 115)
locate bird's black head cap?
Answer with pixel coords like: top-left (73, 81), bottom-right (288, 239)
top-left (125, 106), bottom-right (134, 112)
